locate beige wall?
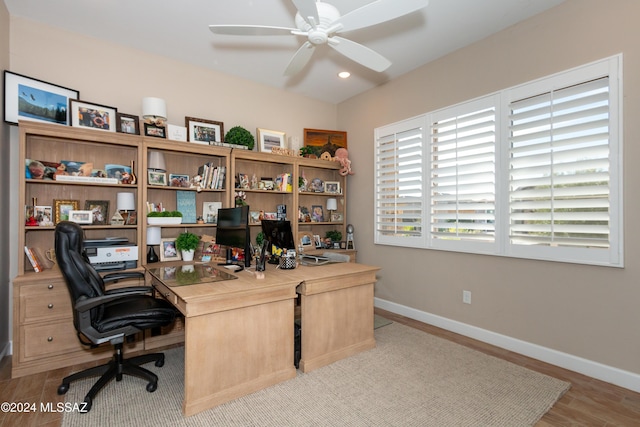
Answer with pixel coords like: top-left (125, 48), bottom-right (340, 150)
top-left (338, 0), bottom-right (640, 378)
top-left (0, 0), bottom-right (10, 357)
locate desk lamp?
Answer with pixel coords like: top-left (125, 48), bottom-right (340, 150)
top-left (326, 198), bottom-right (337, 222)
top-left (146, 226), bottom-right (161, 263)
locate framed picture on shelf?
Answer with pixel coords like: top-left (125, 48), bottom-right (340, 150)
top-left (116, 113), bottom-right (140, 135)
top-left (185, 116), bottom-right (224, 144)
top-left (311, 205), bottom-right (324, 222)
top-left (144, 122), bottom-right (166, 138)
top-left (54, 199), bottom-right (79, 224)
top-left (257, 128), bottom-right (286, 153)
top-left (313, 234), bottom-right (322, 249)
top-left (68, 210), bottom-right (93, 225)
top-left (299, 232), bottom-right (314, 247)
top-left (69, 99), bottom-right (117, 132)
top-left (250, 211), bottom-right (261, 224)
top-left (148, 171), bottom-right (167, 186)
top-left (303, 128), bottom-right (347, 157)
top-left (160, 238), bottom-right (181, 262)
top-left (331, 212), bottom-right (343, 222)
top-left (34, 205), bottom-right (53, 226)
top-left (203, 201), bottom-right (222, 224)
top-left (4, 70), bottom-right (79, 125)
top-left (84, 200), bottom-right (109, 225)
top-left (324, 181), bottom-right (341, 194)
top-left (169, 174), bottom-right (190, 187)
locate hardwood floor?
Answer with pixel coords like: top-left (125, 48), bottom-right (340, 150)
top-left (1, 308), bottom-right (639, 426)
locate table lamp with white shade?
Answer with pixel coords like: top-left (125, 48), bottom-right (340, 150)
top-left (146, 226), bottom-right (161, 263)
top-left (326, 198), bottom-right (338, 222)
top-left (142, 97), bottom-right (167, 125)
top-left (116, 192), bottom-right (136, 225)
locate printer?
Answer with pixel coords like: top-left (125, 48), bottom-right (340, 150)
top-left (84, 237), bottom-right (138, 272)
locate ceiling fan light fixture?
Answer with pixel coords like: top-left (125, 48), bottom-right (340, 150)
top-left (338, 71), bottom-right (351, 79)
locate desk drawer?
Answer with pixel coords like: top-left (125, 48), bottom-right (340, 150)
top-left (153, 281), bottom-right (186, 314)
top-left (20, 320), bottom-right (82, 360)
top-left (20, 280), bottom-right (72, 324)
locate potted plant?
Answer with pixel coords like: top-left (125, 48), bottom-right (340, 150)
top-left (325, 230), bottom-right (342, 248)
top-left (147, 210), bottom-right (183, 225)
top-left (175, 231), bottom-right (200, 261)
top-left (225, 126), bottom-right (255, 150)
top-left (299, 146), bottom-right (317, 159)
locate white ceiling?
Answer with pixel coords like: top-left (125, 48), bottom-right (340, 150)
top-left (4, 0), bottom-right (565, 104)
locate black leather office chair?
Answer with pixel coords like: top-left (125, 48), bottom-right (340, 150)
top-left (54, 221), bottom-right (177, 412)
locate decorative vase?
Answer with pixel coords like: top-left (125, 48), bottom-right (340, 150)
top-left (130, 160), bottom-right (137, 185)
top-left (181, 249), bottom-right (195, 261)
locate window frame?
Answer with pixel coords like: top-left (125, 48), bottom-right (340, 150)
top-left (373, 55), bottom-right (623, 267)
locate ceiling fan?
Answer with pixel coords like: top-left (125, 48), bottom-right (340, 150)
top-left (209, 0), bottom-right (428, 77)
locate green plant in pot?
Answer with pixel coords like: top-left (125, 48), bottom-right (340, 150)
top-left (175, 231), bottom-right (200, 261)
top-left (325, 230), bottom-right (342, 248)
top-left (225, 126), bottom-right (255, 150)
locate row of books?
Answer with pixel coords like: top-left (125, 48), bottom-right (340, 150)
top-left (24, 246), bottom-right (45, 272)
top-left (197, 163), bottom-right (226, 190)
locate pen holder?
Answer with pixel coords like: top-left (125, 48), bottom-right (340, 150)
top-left (279, 256), bottom-right (297, 269)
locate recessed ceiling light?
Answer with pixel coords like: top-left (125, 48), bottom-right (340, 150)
top-left (338, 71), bottom-right (351, 79)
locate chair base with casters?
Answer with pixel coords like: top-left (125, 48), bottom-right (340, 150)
top-left (57, 343), bottom-right (165, 411)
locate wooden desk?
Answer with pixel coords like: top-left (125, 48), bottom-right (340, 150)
top-left (146, 261), bottom-right (379, 416)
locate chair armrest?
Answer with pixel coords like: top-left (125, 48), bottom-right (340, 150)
top-left (102, 271), bottom-right (145, 284)
top-left (75, 287), bottom-right (151, 312)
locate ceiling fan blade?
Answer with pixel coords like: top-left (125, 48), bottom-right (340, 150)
top-left (209, 25), bottom-right (297, 36)
top-left (291, 0), bottom-right (319, 26)
top-left (334, 0), bottom-right (428, 33)
top-left (329, 36), bottom-right (391, 72)
top-left (283, 41), bottom-right (316, 76)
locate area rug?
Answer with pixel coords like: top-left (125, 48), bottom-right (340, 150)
top-left (62, 323), bottom-right (569, 427)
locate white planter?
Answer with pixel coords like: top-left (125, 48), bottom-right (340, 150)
top-left (147, 217), bottom-right (182, 225)
top-left (181, 249), bottom-right (195, 261)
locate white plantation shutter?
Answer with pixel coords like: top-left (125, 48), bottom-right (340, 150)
top-left (430, 96), bottom-right (498, 251)
top-left (375, 117), bottom-right (425, 247)
top-left (509, 77), bottom-right (612, 252)
top-left (374, 55), bottom-right (621, 266)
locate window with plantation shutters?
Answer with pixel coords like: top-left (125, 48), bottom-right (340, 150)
top-left (508, 78), bottom-right (611, 249)
top-left (375, 117), bottom-right (425, 247)
top-left (374, 55), bottom-right (622, 267)
top-left (430, 96), bottom-right (498, 252)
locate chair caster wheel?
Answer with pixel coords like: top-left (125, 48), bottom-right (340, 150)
top-left (57, 383), bottom-right (69, 395)
top-left (147, 381), bottom-right (158, 393)
top-left (155, 357), bottom-right (164, 367)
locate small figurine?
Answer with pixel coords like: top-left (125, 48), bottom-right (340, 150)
top-left (190, 175), bottom-right (204, 192)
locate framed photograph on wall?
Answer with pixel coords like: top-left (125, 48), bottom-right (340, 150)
top-left (160, 238), bottom-right (182, 262)
top-left (3, 71), bottom-right (79, 126)
top-left (116, 113), bottom-right (140, 135)
top-left (69, 99), bottom-right (117, 132)
top-left (257, 128), bottom-right (286, 153)
top-left (185, 116), bottom-right (224, 144)
top-left (54, 199), bottom-right (79, 224)
top-left (303, 128), bottom-right (347, 157)
top-left (84, 200), bottom-right (110, 225)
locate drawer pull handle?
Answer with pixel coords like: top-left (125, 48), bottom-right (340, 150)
top-left (165, 293), bottom-right (170, 298)
top-left (47, 337), bottom-right (53, 342)
top-left (48, 284), bottom-right (54, 289)
top-left (48, 304), bottom-right (54, 309)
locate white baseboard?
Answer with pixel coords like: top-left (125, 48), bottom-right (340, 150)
top-left (375, 297), bottom-right (640, 393)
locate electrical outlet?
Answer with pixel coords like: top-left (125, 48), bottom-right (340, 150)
top-left (463, 290), bottom-right (472, 304)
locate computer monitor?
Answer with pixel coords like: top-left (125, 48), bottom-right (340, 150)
top-left (260, 220), bottom-right (295, 253)
top-left (215, 205), bottom-right (251, 268)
